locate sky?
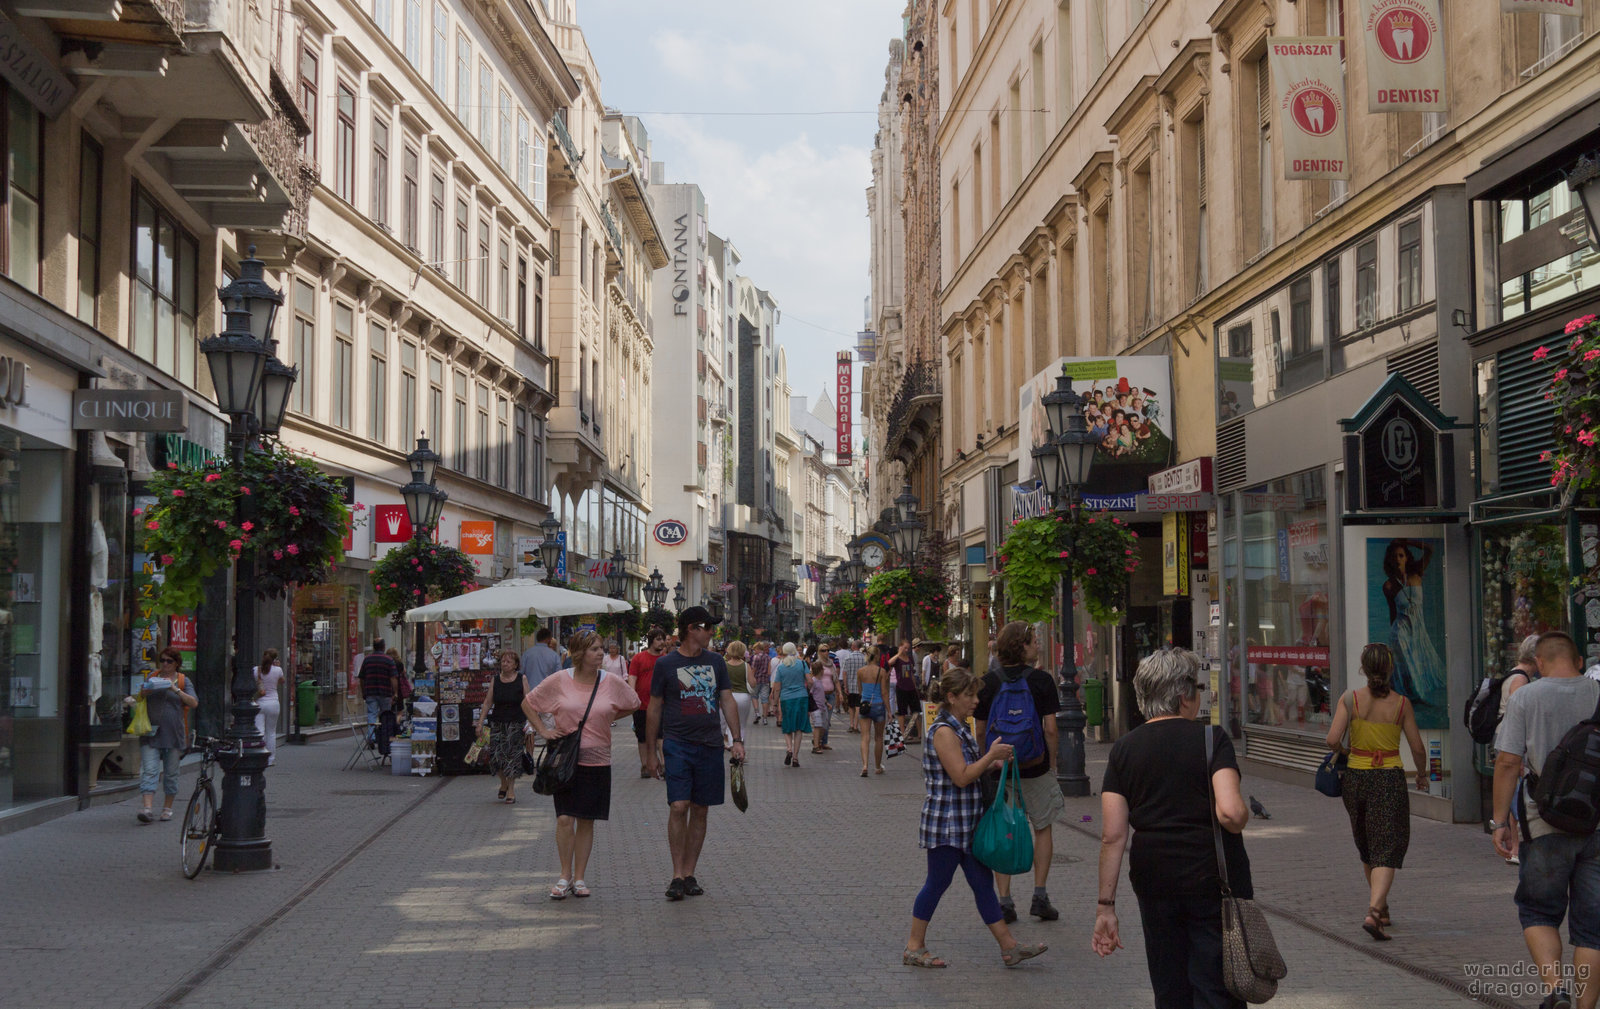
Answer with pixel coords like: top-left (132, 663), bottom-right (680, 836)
top-left (579, 0), bottom-right (906, 440)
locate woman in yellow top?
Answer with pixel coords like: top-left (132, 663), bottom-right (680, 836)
top-left (1324, 643), bottom-right (1427, 941)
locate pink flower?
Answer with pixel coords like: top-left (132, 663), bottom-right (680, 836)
top-left (132, 508), bottom-right (144, 517)
top-left (239, 486), bottom-right (251, 495)
top-left (229, 539), bottom-right (244, 550)
top-left (1126, 549), bottom-right (1135, 555)
top-left (172, 489), bottom-right (185, 497)
top-left (1586, 349), bottom-right (1600, 362)
top-left (1087, 516), bottom-right (1096, 524)
top-left (1556, 368), bottom-right (1569, 382)
top-left (1534, 345), bottom-right (1551, 360)
top-left (1566, 314), bottom-right (1597, 334)
top-left (389, 582), bottom-right (398, 588)
top-left (160, 554), bottom-right (174, 565)
top-left (1541, 450), bottom-right (1553, 461)
top-left (240, 521), bottom-right (254, 531)
top-left (1581, 430), bottom-right (1598, 447)
top-left (354, 503), bottom-right (367, 511)
top-left (1059, 550), bottom-right (1069, 558)
top-left (216, 520), bottom-right (228, 530)
top-left (273, 549), bottom-right (284, 560)
top-left (167, 462), bottom-right (178, 469)
top-left (146, 520), bottom-right (159, 530)
top-left (288, 506), bottom-right (300, 516)
top-left (204, 473), bottom-right (221, 483)
top-left (286, 544), bottom-right (300, 555)
top-left (1086, 567), bottom-right (1098, 576)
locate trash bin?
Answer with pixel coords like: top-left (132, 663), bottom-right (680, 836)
top-left (1084, 677), bottom-right (1105, 728)
top-left (297, 678), bottom-right (319, 727)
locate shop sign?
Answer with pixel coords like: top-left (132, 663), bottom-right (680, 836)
top-left (1277, 529), bottom-right (1292, 580)
top-left (719, 582), bottom-right (734, 592)
top-left (1190, 513), bottom-right (1210, 567)
top-left (169, 615), bottom-right (196, 650)
top-left (1011, 482), bottom-right (1050, 521)
top-left (1339, 371), bottom-right (1465, 518)
top-left (146, 432), bottom-right (221, 472)
top-left (460, 520), bottom-right (495, 554)
top-left (71, 389), bottom-right (186, 431)
top-left (1288, 519), bottom-right (1320, 547)
top-left (704, 563), bottom-right (718, 575)
top-left (1081, 492), bottom-right (1141, 511)
top-left (1240, 491), bottom-right (1303, 512)
top-left (0, 353), bottom-right (29, 409)
top-left (1360, 0), bottom-right (1447, 113)
top-left (514, 536), bottom-right (541, 577)
top-left (1269, 37), bottom-right (1351, 180)
top-left (0, 12), bottom-right (73, 117)
top-left (1162, 512), bottom-right (1191, 597)
top-left (1148, 458), bottom-right (1213, 496)
top-left (1248, 644), bottom-right (1331, 666)
top-left (835, 352), bottom-right (853, 465)
top-left (654, 519), bottom-right (689, 546)
top-left (1143, 492), bottom-right (1215, 513)
top-left (373, 505), bottom-right (412, 543)
top-left (1501, 0), bottom-right (1579, 14)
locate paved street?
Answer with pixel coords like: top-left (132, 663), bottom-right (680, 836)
top-left (0, 724), bottom-right (1543, 1009)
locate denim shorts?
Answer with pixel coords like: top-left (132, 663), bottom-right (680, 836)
top-left (663, 738), bottom-right (724, 807)
top-left (1516, 830), bottom-right (1600, 949)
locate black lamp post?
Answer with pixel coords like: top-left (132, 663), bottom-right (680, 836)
top-left (200, 248), bottom-right (288, 874)
top-left (605, 548), bottom-right (627, 599)
top-left (401, 435), bottom-right (446, 709)
top-left (891, 484), bottom-right (924, 649)
top-left (538, 513), bottom-right (562, 584)
top-left (1569, 152), bottom-right (1600, 247)
top-left (1033, 366), bottom-right (1099, 798)
top-left (644, 567), bottom-right (667, 613)
top-left (672, 581), bottom-right (687, 613)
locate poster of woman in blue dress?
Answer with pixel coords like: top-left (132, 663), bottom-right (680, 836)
top-left (1365, 537), bottom-right (1447, 729)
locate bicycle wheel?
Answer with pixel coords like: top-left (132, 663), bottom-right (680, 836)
top-left (180, 781), bottom-right (217, 879)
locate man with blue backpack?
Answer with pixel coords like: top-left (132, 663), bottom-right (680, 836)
top-left (975, 620), bottom-right (1063, 923)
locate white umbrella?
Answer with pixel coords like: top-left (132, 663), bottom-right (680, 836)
top-left (404, 578), bottom-right (633, 622)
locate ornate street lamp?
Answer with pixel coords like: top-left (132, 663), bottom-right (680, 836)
top-left (644, 567), bottom-right (668, 612)
top-left (220, 245), bottom-right (285, 346)
top-left (891, 486), bottom-right (922, 649)
top-left (605, 548), bottom-right (627, 599)
top-left (401, 436), bottom-right (446, 741)
top-left (256, 345), bottom-right (298, 437)
top-left (1037, 365), bottom-right (1098, 798)
top-left (538, 513), bottom-right (562, 583)
top-left (672, 581), bottom-right (687, 612)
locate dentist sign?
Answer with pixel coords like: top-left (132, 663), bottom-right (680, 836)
top-left (1269, 38), bottom-right (1351, 181)
top-left (1361, 0), bottom-right (1446, 113)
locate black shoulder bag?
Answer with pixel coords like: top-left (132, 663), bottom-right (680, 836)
top-left (1206, 725), bottom-right (1287, 1003)
top-left (530, 674), bottom-right (603, 796)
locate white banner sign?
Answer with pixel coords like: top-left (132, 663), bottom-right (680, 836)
top-left (1501, 0), bottom-right (1582, 14)
top-left (1270, 38), bottom-right (1351, 180)
top-left (1362, 0), bottom-right (1447, 112)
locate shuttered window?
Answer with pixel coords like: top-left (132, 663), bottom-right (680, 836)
top-left (1491, 340), bottom-right (1557, 495)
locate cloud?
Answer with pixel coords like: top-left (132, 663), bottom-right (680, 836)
top-left (650, 28), bottom-right (804, 94)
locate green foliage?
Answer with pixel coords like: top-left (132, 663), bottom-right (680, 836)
top-left (597, 607), bottom-right (643, 643)
top-left (370, 537), bottom-right (478, 628)
top-left (863, 567), bottom-right (949, 638)
top-left (643, 606), bottom-right (676, 637)
top-left (814, 590), bottom-right (869, 638)
top-left (998, 512), bottom-right (1140, 626)
top-left (139, 443), bottom-right (351, 614)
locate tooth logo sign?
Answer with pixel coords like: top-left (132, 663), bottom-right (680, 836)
top-left (1376, 7), bottom-right (1431, 64)
top-left (1290, 84), bottom-right (1339, 137)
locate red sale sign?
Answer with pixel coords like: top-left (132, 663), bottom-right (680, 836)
top-left (835, 351), bottom-right (852, 465)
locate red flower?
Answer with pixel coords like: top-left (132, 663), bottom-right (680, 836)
top-left (160, 554), bottom-right (174, 565)
top-left (216, 520), bottom-right (228, 529)
top-left (289, 506), bottom-right (301, 516)
top-left (241, 521), bottom-right (254, 531)
top-left (229, 538), bottom-right (244, 550)
top-left (1556, 368), bottom-right (1570, 382)
top-left (146, 520), bottom-right (160, 530)
top-left (1086, 567), bottom-right (1097, 575)
top-left (172, 489), bottom-right (185, 497)
top-left (273, 549), bottom-right (284, 560)
top-left (1533, 345), bottom-right (1551, 360)
top-left (204, 473), bottom-right (221, 483)
top-left (1059, 550), bottom-right (1069, 558)
top-left (240, 486), bottom-right (251, 495)
top-left (132, 508), bottom-right (144, 517)
top-left (286, 544), bottom-right (300, 556)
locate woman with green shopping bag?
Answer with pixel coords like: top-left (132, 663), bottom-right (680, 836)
top-left (901, 666), bottom-right (1048, 970)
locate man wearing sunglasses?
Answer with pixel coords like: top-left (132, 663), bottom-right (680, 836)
top-left (646, 605), bottom-right (744, 901)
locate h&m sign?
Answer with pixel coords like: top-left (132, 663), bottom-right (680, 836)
top-left (1339, 372), bottom-right (1466, 520)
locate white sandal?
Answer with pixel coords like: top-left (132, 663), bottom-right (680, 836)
top-left (550, 878), bottom-right (570, 900)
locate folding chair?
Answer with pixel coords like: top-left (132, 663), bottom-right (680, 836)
top-left (342, 698), bottom-right (390, 771)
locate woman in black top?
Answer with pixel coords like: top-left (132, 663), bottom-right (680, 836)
top-left (476, 650), bottom-right (532, 803)
top-left (1093, 648), bottom-right (1252, 1009)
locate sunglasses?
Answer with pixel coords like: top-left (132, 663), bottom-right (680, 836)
top-left (688, 622), bottom-right (709, 631)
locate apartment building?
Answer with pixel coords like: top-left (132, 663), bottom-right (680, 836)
top-left (864, 36), bottom-right (907, 523)
top-left (923, 0), bottom-right (1600, 820)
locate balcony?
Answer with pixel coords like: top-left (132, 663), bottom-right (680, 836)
top-left (599, 202), bottom-right (625, 260)
top-left (550, 115), bottom-right (581, 180)
top-left (884, 358), bottom-right (941, 466)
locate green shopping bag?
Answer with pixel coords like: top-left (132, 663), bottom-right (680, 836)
top-left (972, 758), bottom-right (1033, 875)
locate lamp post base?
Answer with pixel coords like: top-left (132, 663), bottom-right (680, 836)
top-left (212, 747), bottom-right (273, 872)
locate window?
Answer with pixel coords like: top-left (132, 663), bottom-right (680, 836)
top-left (1397, 218), bottom-right (1422, 312)
top-left (1256, 55), bottom-right (1274, 254)
top-left (298, 45), bottom-right (318, 159)
top-left (369, 321), bottom-right (388, 444)
top-left (429, 170), bottom-right (445, 268)
top-left (131, 187), bottom-right (198, 385)
top-left (579, 223), bottom-right (589, 287)
top-left (335, 80), bottom-right (356, 203)
top-left (517, 256), bottom-right (529, 341)
top-left (532, 271), bottom-right (544, 349)
top-left (950, 181), bottom-right (960, 261)
top-left (403, 0), bottom-right (421, 68)
top-left (517, 111), bottom-right (530, 193)
top-left (476, 383), bottom-right (490, 479)
top-left (529, 117), bottom-right (546, 212)
top-left (370, 117), bottom-right (389, 225)
top-left (372, 0), bottom-right (392, 37)
top-left (1289, 276), bottom-right (1313, 357)
top-left (1030, 43), bottom-right (1046, 158)
top-left (496, 397), bottom-right (509, 487)
top-left (428, 356), bottom-right (443, 446)
top-left (476, 216), bottom-right (490, 304)
top-left (1008, 79), bottom-right (1022, 191)
top-left (430, 1), bottom-right (447, 96)
top-left (1324, 255), bottom-right (1341, 340)
top-left (401, 341), bottom-right (418, 448)
top-left (1183, 113), bottom-right (1208, 298)
top-left (592, 243), bottom-right (601, 302)
top-left (478, 60), bottom-right (492, 145)
top-left (1056, 1), bottom-right (1074, 119)
top-left (989, 116), bottom-right (1001, 215)
top-left (971, 143), bottom-right (983, 236)
top-left (291, 280), bottom-right (315, 415)
top-left (498, 87), bottom-right (512, 169)
top-left (579, 347), bottom-right (587, 419)
top-left (531, 412), bottom-right (546, 502)
top-left (332, 303), bottom-right (354, 430)
top-left (454, 197), bottom-right (469, 288)
top-left (77, 136), bottom-right (101, 325)
top-left (515, 406), bottom-right (528, 495)
top-left (1355, 238), bottom-right (1377, 328)
top-left (551, 228), bottom-right (561, 275)
top-left (591, 358), bottom-right (600, 429)
top-left (498, 237), bottom-right (510, 318)
top-left (402, 145), bottom-right (419, 250)
top-left (452, 371), bottom-right (468, 470)
top-left (454, 32), bottom-right (470, 122)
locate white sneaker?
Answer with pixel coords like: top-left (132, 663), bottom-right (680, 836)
top-left (1507, 855), bottom-right (1521, 866)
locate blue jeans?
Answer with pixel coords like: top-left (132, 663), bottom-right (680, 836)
top-left (365, 695), bottom-right (393, 725)
top-left (1135, 893), bottom-right (1243, 1009)
top-left (139, 744), bottom-right (181, 797)
top-left (1517, 830), bottom-right (1600, 949)
top-left (913, 846), bottom-right (1004, 925)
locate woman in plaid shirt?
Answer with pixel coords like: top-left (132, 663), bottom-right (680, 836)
top-left (749, 640), bottom-right (772, 725)
top-left (902, 667), bottom-right (1049, 969)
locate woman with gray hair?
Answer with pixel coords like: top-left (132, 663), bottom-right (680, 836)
top-left (1092, 648), bottom-right (1253, 1008)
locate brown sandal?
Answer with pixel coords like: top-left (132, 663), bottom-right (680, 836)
top-left (1378, 905), bottom-right (1391, 928)
top-left (902, 947), bottom-right (947, 968)
top-left (1001, 942), bottom-right (1047, 966)
top-left (1363, 907), bottom-right (1391, 941)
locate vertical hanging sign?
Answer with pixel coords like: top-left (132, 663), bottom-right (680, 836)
top-left (835, 351), bottom-right (853, 465)
top-left (1361, 0), bottom-right (1446, 113)
top-left (1501, 0), bottom-right (1581, 14)
top-left (1269, 38), bottom-right (1352, 180)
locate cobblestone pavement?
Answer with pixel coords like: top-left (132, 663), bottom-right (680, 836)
top-left (0, 720), bottom-right (1548, 1009)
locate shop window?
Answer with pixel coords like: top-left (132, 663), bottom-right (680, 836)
top-left (1397, 218), bottom-right (1422, 312)
top-left (131, 186), bottom-right (199, 387)
top-left (1480, 521), bottom-right (1569, 683)
top-left (77, 136), bottom-right (102, 326)
top-left (1231, 467), bottom-right (1332, 737)
top-left (1492, 183), bottom-right (1598, 324)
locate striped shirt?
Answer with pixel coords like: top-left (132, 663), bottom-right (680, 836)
top-left (837, 649), bottom-right (866, 694)
top-left (918, 712), bottom-right (984, 850)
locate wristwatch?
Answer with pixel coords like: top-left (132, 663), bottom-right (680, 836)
top-left (1488, 819), bottom-right (1506, 831)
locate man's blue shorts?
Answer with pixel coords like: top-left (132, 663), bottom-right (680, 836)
top-left (663, 738), bottom-right (724, 808)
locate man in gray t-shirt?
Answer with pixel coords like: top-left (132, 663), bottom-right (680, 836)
top-left (519, 627), bottom-right (562, 688)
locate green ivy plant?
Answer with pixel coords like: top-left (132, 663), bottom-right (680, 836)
top-left (139, 443), bottom-right (351, 614)
top-left (863, 567), bottom-right (949, 638)
top-left (815, 590), bottom-right (869, 638)
top-left (370, 537), bottom-right (479, 628)
top-left (999, 512), bottom-right (1140, 625)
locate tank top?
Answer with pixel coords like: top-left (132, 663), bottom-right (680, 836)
top-left (726, 660), bottom-right (750, 694)
top-left (1347, 690), bottom-right (1405, 770)
top-left (488, 674), bottom-right (527, 723)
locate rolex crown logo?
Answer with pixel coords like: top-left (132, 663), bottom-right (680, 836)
top-left (1302, 90), bottom-right (1326, 108)
top-left (1388, 10), bottom-right (1414, 29)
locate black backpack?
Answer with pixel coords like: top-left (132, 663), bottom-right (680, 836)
top-left (1464, 669), bottom-right (1534, 745)
top-left (1529, 689), bottom-right (1600, 835)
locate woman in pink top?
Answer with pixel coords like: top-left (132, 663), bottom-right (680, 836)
top-left (523, 629), bottom-right (640, 900)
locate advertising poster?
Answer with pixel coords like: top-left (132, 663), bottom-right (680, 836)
top-left (835, 351), bottom-right (853, 465)
top-left (1501, 0), bottom-right (1580, 13)
top-left (1018, 356), bottom-right (1173, 490)
top-left (1364, 536), bottom-right (1447, 728)
top-left (1360, 0), bottom-right (1447, 113)
top-left (1269, 37), bottom-right (1351, 180)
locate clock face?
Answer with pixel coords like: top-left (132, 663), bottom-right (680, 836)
top-left (862, 543), bottom-right (886, 569)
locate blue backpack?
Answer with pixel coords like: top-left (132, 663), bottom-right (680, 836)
top-left (988, 669), bottom-right (1045, 764)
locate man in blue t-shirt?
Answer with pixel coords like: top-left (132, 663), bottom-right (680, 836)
top-left (646, 605), bottom-right (742, 902)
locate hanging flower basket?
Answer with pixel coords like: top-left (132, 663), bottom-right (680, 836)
top-left (999, 512), bottom-right (1140, 626)
top-left (139, 443), bottom-right (352, 615)
top-left (863, 567), bottom-right (949, 638)
top-left (815, 590), bottom-right (870, 638)
top-left (1546, 314), bottom-right (1600, 505)
top-left (370, 537), bottom-right (478, 628)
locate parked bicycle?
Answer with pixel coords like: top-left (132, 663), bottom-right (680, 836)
top-left (180, 736), bottom-right (237, 879)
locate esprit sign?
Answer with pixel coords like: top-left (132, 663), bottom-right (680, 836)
top-left (72, 389), bottom-right (187, 431)
top-left (653, 519), bottom-right (688, 546)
